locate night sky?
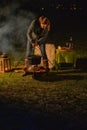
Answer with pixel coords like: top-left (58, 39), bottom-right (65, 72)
top-left (0, 0), bottom-right (87, 53)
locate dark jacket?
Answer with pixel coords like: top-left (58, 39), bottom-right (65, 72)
top-left (27, 19), bottom-right (49, 45)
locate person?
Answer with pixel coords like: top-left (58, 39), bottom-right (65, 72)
top-left (23, 16), bottom-right (51, 76)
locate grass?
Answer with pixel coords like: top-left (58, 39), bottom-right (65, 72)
top-left (0, 69), bottom-right (87, 130)
top-left (0, 41), bottom-right (87, 130)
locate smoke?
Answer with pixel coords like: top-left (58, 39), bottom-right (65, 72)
top-left (0, 2), bottom-right (36, 54)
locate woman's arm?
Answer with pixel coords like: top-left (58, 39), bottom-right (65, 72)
top-left (26, 20), bottom-right (36, 42)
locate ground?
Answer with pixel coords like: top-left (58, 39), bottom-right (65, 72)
top-left (0, 69), bottom-right (87, 130)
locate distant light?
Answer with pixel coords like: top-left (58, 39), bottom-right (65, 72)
top-left (56, 6), bottom-right (59, 9)
top-left (41, 7), bottom-right (44, 10)
top-left (71, 4), bottom-right (77, 11)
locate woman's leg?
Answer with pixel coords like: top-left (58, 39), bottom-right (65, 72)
top-left (39, 43), bottom-right (49, 71)
top-left (23, 41), bottom-right (33, 76)
top-left (39, 43), bottom-right (47, 58)
top-left (26, 41), bottom-right (33, 58)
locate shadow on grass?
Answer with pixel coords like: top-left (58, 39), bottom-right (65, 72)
top-left (33, 71), bottom-right (84, 82)
top-left (0, 100), bottom-right (87, 130)
top-left (7, 66), bottom-right (87, 81)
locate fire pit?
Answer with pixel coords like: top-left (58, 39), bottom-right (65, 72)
top-left (27, 55), bottom-right (47, 78)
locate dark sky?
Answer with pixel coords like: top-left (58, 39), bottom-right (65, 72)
top-left (1, 0), bottom-right (86, 18)
top-left (0, 0), bottom-right (86, 9)
top-left (0, 0), bottom-right (87, 53)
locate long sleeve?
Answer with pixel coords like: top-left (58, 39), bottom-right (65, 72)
top-left (26, 20), bottom-right (36, 43)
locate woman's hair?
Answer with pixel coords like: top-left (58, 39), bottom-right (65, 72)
top-left (39, 16), bottom-right (51, 31)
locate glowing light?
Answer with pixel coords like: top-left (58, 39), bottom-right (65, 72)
top-left (41, 7), bottom-right (44, 10)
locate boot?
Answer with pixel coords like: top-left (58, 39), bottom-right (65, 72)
top-left (22, 59), bottom-right (29, 76)
top-left (43, 59), bottom-right (49, 72)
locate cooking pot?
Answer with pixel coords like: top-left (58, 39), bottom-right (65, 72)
top-left (28, 55), bottom-right (41, 65)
